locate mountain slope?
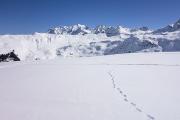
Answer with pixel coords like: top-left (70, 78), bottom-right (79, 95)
top-left (154, 19), bottom-right (180, 33)
top-left (0, 19), bottom-right (180, 61)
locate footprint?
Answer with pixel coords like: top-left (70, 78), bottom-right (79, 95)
top-left (124, 98), bottom-right (128, 102)
top-left (147, 114), bottom-right (155, 120)
top-left (117, 89), bottom-right (123, 93)
top-left (136, 108), bottom-right (142, 112)
top-left (119, 91), bottom-right (123, 94)
top-left (117, 88), bottom-right (121, 90)
top-left (130, 102), bottom-right (136, 106)
top-left (116, 88), bottom-right (123, 94)
top-left (123, 94), bottom-right (127, 97)
top-left (108, 72), bottom-right (155, 120)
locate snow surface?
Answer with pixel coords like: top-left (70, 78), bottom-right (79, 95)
top-left (0, 52), bottom-right (180, 120)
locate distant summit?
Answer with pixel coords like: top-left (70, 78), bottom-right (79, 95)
top-left (0, 18), bottom-right (180, 61)
top-left (48, 24), bottom-right (91, 35)
top-left (139, 27), bottom-right (149, 31)
top-left (48, 24), bottom-right (149, 36)
top-left (49, 19), bottom-right (180, 36)
top-left (154, 19), bottom-right (180, 33)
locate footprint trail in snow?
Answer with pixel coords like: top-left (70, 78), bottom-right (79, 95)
top-left (108, 71), bottom-right (156, 120)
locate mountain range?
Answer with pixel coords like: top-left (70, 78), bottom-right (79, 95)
top-left (0, 19), bottom-right (180, 61)
top-left (48, 19), bottom-right (180, 35)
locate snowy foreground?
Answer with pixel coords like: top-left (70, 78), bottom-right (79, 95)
top-left (0, 52), bottom-right (180, 120)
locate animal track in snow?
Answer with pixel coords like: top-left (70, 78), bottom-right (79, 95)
top-left (124, 98), bottom-right (128, 102)
top-left (108, 72), bottom-right (116, 88)
top-left (130, 102), bottom-right (136, 106)
top-left (116, 88), bottom-right (123, 94)
top-left (147, 114), bottom-right (155, 120)
top-left (136, 107), bottom-right (142, 112)
top-left (108, 71), bottom-right (156, 120)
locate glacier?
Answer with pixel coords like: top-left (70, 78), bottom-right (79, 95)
top-left (0, 19), bottom-right (180, 61)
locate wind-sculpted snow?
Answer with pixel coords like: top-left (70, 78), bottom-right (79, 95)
top-left (0, 19), bottom-right (180, 61)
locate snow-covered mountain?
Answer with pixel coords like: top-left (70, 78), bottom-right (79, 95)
top-left (153, 19), bottom-right (180, 33)
top-left (48, 24), bottom-right (92, 35)
top-left (0, 19), bottom-right (180, 61)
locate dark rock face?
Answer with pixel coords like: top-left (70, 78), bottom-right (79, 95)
top-left (173, 19), bottom-right (180, 31)
top-left (48, 24), bottom-right (91, 35)
top-left (153, 25), bottom-right (173, 34)
top-left (94, 25), bottom-right (107, 34)
top-left (48, 19), bottom-right (180, 37)
top-left (48, 28), bottom-right (57, 34)
top-left (0, 51), bottom-right (20, 62)
top-left (139, 27), bottom-right (149, 31)
top-left (105, 27), bottom-right (120, 37)
top-left (104, 37), bottom-right (158, 55)
top-left (94, 26), bottom-right (120, 37)
top-left (154, 19), bottom-right (180, 34)
top-left (158, 38), bottom-right (180, 51)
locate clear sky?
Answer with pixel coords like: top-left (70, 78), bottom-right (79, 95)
top-left (0, 0), bottom-right (179, 34)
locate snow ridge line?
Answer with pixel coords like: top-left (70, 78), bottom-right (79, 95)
top-left (108, 71), bottom-right (155, 120)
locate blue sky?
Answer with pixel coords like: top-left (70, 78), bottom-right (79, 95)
top-left (0, 0), bottom-right (179, 34)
